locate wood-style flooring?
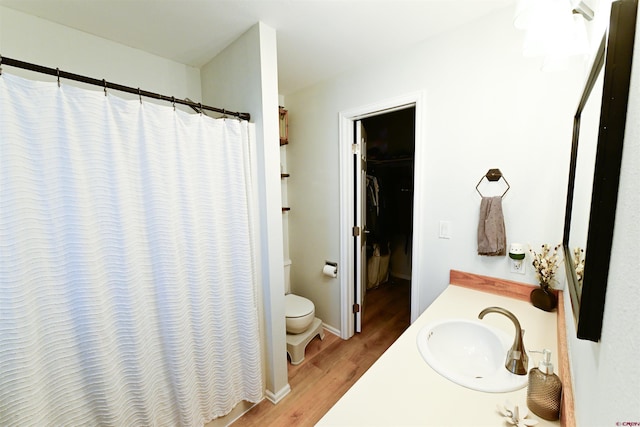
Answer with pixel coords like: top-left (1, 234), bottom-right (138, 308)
top-left (231, 277), bottom-right (411, 427)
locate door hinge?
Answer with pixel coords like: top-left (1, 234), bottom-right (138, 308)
top-left (352, 303), bottom-right (360, 313)
top-left (352, 143), bottom-right (359, 154)
top-left (352, 226), bottom-right (360, 237)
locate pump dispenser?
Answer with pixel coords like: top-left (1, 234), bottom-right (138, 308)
top-left (527, 349), bottom-right (562, 420)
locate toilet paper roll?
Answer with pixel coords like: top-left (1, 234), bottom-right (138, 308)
top-left (323, 264), bottom-right (337, 278)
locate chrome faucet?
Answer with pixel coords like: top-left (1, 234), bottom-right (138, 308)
top-left (478, 306), bottom-right (528, 375)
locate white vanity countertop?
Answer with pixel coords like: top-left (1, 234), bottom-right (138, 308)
top-left (317, 284), bottom-right (561, 427)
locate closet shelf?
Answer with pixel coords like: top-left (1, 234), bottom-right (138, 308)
top-left (368, 156), bottom-right (413, 166)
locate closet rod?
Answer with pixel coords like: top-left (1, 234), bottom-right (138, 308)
top-left (0, 55), bottom-right (251, 121)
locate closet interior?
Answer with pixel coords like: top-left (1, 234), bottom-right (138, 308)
top-left (362, 107), bottom-right (416, 290)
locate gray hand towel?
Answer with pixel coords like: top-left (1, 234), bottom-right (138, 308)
top-left (477, 196), bottom-right (506, 256)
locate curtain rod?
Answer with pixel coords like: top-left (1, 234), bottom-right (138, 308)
top-left (0, 55), bottom-right (251, 121)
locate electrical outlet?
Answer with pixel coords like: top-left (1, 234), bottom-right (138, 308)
top-left (510, 259), bottom-right (525, 274)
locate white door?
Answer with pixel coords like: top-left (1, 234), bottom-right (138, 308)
top-left (339, 97), bottom-right (421, 339)
top-left (354, 121), bottom-right (367, 333)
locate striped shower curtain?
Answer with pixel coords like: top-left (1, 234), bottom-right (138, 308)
top-left (0, 73), bottom-right (263, 425)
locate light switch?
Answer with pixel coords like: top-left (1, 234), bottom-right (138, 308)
top-left (439, 220), bottom-right (452, 239)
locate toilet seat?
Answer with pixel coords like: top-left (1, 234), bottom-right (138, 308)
top-left (285, 294), bottom-right (314, 318)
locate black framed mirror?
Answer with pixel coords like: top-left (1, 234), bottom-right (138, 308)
top-left (563, 0), bottom-right (637, 342)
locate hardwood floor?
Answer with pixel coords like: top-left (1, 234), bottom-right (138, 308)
top-left (232, 278), bottom-right (411, 427)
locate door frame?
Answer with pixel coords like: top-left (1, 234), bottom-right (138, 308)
top-left (354, 121), bottom-right (367, 333)
top-left (338, 92), bottom-right (425, 339)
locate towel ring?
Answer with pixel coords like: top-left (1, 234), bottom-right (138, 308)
top-left (476, 168), bottom-right (510, 198)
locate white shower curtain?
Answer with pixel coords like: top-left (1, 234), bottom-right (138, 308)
top-left (0, 73), bottom-right (263, 426)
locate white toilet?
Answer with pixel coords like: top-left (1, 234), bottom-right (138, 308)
top-left (285, 293), bottom-right (315, 334)
top-left (284, 262), bottom-right (324, 365)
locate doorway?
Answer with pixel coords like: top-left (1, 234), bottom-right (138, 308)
top-left (359, 108), bottom-right (415, 332)
top-left (362, 108), bottom-right (415, 281)
top-left (338, 92), bottom-right (424, 339)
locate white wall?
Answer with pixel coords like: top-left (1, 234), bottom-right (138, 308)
top-left (563, 4), bottom-right (640, 423)
top-left (200, 23), bottom-right (289, 403)
top-left (0, 6), bottom-right (201, 102)
top-left (284, 5), bottom-right (584, 331)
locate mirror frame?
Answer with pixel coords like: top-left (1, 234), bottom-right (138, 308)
top-left (563, 0), bottom-right (637, 342)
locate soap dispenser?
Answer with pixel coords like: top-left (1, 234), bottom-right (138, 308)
top-left (527, 349), bottom-right (562, 420)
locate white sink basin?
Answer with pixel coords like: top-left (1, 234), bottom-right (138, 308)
top-left (416, 318), bottom-right (529, 393)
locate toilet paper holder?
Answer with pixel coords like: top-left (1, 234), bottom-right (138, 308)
top-left (323, 261), bottom-right (338, 278)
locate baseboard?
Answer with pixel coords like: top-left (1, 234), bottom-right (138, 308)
top-left (390, 272), bottom-right (411, 281)
top-left (322, 322), bottom-right (341, 338)
top-left (265, 383), bottom-right (291, 404)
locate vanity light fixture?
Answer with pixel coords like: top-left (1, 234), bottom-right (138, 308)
top-left (573, 1), bottom-right (594, 21)
top-left (514, 0), bottom-right (593, 69)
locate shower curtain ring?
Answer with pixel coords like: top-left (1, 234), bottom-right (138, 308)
top-left (138, 88), bottom-right (142, 104)
top-left (56, 68), bottom-right (61, 87)
top-left (103, 79), bottom-right (107, 96)
top-left (172, 96), bottom-right (176, 111)
top-left (199, 103), bottom-right (203, 115)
